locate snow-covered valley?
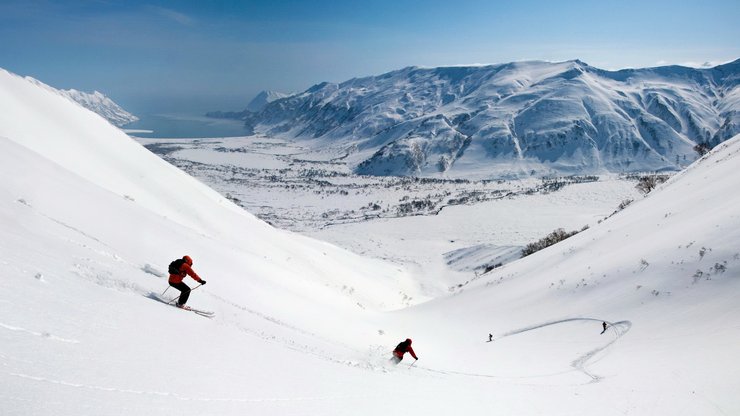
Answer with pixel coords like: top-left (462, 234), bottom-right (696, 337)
top-left (138, 134), bottom-right (644, 293)
top-left (2, 67), bottom-right (740, 416)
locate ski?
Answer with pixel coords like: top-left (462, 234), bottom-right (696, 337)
top-left (147, 292), bottom-right (215, 317)
top-left (177, 305), bottom-right (215, 317)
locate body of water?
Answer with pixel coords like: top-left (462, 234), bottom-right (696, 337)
top-left (123, 113), bottom-right (251, 138)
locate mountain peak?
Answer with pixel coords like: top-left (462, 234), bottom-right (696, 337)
top-left (59, 88), bottom-right (138, 126)
top-left (246, 90), bottom-right (289, 112)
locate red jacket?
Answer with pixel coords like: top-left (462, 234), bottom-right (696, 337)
top-left (169, 261), bottom-right (203, 284)
top-left (393, 342), bottom-right (417, 360)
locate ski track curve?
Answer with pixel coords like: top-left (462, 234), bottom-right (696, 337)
top-left (499, 317), bottom-right (632, 383)
top-left (144, 290), bottom-right (632, 384)
top-left (411, 318), bottom-right (631, 384)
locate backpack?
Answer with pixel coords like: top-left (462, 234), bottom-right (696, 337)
top-left (395, 341), bottom-right (407, 352)
top-left (168, 258), bottom-right (185, 275)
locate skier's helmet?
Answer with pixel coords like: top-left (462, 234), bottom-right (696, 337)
top-left (406, 338), bottom-right (412, 344)
top-left (183, 255), bottom-right (193, 265)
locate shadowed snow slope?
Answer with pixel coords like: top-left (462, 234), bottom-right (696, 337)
top-left (1, 68), bottom-right (739, 415)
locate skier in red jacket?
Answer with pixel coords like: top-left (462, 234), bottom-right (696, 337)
top-left (391, 338), bottom-right (418, 364)
top-left (168, 255), bottom-right (206, 308)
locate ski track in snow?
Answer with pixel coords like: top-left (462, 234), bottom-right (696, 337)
top-left (146, 292), bottom-right (379, 371)
top-left (148, 285), bottom-right (633, 383)
top-left (0, 322), bottom-right (79, 344)
top-left (17, 198), bottom-right (109, 247)
top-left (410, 318), bottom-right (631, 384)
top-left (499, 318), bottom-right (632, 383)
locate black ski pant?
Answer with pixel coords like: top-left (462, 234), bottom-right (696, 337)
top-left (169, 282), bottom-right (191, 306)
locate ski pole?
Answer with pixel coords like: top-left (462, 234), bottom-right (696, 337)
top-left (161, 286), bottom-right (170, 296)
top-left (166, 283), bottom-right (203, 304)
top-left (167, 284), bottom-right (202, 304)
top-left (408, 359), bottom-right (417, 369)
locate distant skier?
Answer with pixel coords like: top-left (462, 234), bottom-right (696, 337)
top-left (488, 333), bottom-right (493, 342)
top-left (601, 321), bottom-right (608, 334)
top-left (390, 338), bottom-right (418, 364)
top-left (168, 255), bottom-right (206, 308)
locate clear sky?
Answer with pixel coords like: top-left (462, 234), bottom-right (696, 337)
top-left (1, 0), bottom-right (738, 114)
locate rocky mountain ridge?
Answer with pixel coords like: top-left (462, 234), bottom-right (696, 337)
top-left (213, 59), bottom-right (739, 178)
top-left (60, 88), bottom-right (138, 127)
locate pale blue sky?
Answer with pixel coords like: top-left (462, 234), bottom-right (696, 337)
top-left (1, 0), bottom-right (738, 113)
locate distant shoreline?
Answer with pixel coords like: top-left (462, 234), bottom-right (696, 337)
top-left (122, 129), bottom-right (154, 134)
top-left (121, 113), bottom-right (248, 138)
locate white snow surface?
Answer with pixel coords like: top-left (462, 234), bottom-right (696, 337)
top-left (2, 67), bottom-right (740, 415)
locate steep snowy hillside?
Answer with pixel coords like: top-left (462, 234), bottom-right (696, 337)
top-left (0, 66), bottom-right (420, 328)
top-left (395, 133), bottom-right (740, 413)
top-left (2, 66), bottom-right (738, 416)
top-left (0, 66), bottom-right (431, 414)
top-left (60, 88), bottom-right (139, 126)
top-left (227, 59), bottom-right (739, 178)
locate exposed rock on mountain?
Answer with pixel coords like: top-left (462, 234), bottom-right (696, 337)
top-left (60, 89), bottom-right (138, 127)
top-left (234, 59), bottom-right (740, 177)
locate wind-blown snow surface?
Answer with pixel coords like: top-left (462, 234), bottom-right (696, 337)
top-left (2, 67), bottom-right (740, 415)
top-left (234, 59), bottom-right (740, 178)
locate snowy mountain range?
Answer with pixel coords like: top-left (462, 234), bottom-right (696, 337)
top-left (215, 59), bottom-right (740, 178)
top-left (59, 88), bottom-right (138, 127)
top-left (2, 66), bottom-right (739, 415)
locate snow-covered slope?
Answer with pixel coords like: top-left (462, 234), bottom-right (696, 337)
top-left (399, 133), bottom-right (740, 397)
top-left (0, 66), bottom-right (419, 331)
top-left (236, 59), bottom-right (739, 178)
top-left (2, 67), bottom-right (739, 415)
top-left (59, 88), bottom-right (138, 126)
